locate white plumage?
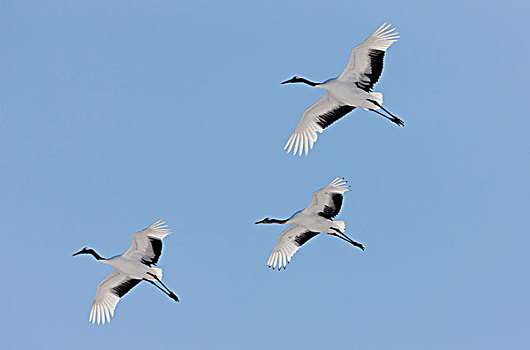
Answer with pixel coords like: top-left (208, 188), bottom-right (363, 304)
top-left (265, 225), bottom-right (321, 270)
top-left (256, 178), bottom-right (364, 270)
top-left (73, 221), bottom-right (179, 325)
top-left (123, 221), bottom-right (171, 265)
top-left (88, 270), bottom-right (135, 325)
top-left (282, 23), bottom-right (403, 156)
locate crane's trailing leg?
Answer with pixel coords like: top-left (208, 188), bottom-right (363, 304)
top-left (146, 273), bottom-right (180, 302)
top-left (144, 279), bottom-right (175, 300)
top-left (369, 108), bottom-right (403, 126)
top-left (153, 277), bottom-right (179, 302)
top-left (332, 233), bottom-right (365, 251)
top-left (367, 99), bottom-right (404, 127)
top-left (329, 227), bottom-right (365, 251)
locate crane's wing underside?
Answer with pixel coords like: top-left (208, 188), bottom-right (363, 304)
top-left (89, 269), bottom-right (142, 325)
top-left (267, 224), bottom-right (320, 270)
top-left (338, 23), bottom-right (399, 92)
top-left (285, 94), bottom-right (355, 156)
top-left (123, 221), bottom-right (171, 266)
top-left (305, 177), bottom-right (350, 219)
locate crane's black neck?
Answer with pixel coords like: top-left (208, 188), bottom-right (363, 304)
top-left (260, 218), bottom-right (289, 224)
top-left (74, 248), bottom-right (105, 260)
top-left (298, 78), bottom-right (320, 87)
top-left (282, 76), bottom-right (320, 87)
top-left (88, 249), bottom-right (105, 260)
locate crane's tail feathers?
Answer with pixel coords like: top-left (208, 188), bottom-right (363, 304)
top-left (150, 267), bottom-right (163, 280)
top-left (369, 92), bottom-right (383, 107)
top-left (334, 221), bottom-right (346, 234)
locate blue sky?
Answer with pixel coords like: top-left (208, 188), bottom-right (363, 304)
top-left (2, 1), bottom-right (529, 349)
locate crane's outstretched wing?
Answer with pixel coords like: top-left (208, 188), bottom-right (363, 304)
top-left (284, 93), bottom-right (355, 156)
top-left (123, 220), bottom-right (171, 266)
top-left (267, 224), bottom-right (320, 270)
top-left (304, 177), bottom-right (350, 219)
top-left (338, 23), bottom-right (399, 92)
top-left (89, 269), bottom-right (141, 325)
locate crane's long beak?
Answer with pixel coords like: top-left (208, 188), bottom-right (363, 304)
top-left (281, 78), bottom-right (295, 85)
top-left (254, 219), bottom-right (266, 224)
top-left (72, 248), bottom-right (88, 256)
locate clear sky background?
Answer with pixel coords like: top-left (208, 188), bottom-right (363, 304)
top-left (2, 1), bottom-right (529, 349)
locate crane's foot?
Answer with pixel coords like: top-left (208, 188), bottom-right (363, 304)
top-left (169, 292), bottom-right (180, 302)
top-left (352, 241), bottom-right (365, 251)
top-left (392, 116), bottom-right (405, 127)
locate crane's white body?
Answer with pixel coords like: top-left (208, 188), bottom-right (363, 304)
top-left (315, 79), bottom-right (383, 109)
top-left (100, 256), bottom-right (162, 281)
top-left (262, 178), bottom-right (353, 270)
top-left (287, 210), bottom-right (346, 234)
top-left (285, 23), bottom-right (399, 156)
